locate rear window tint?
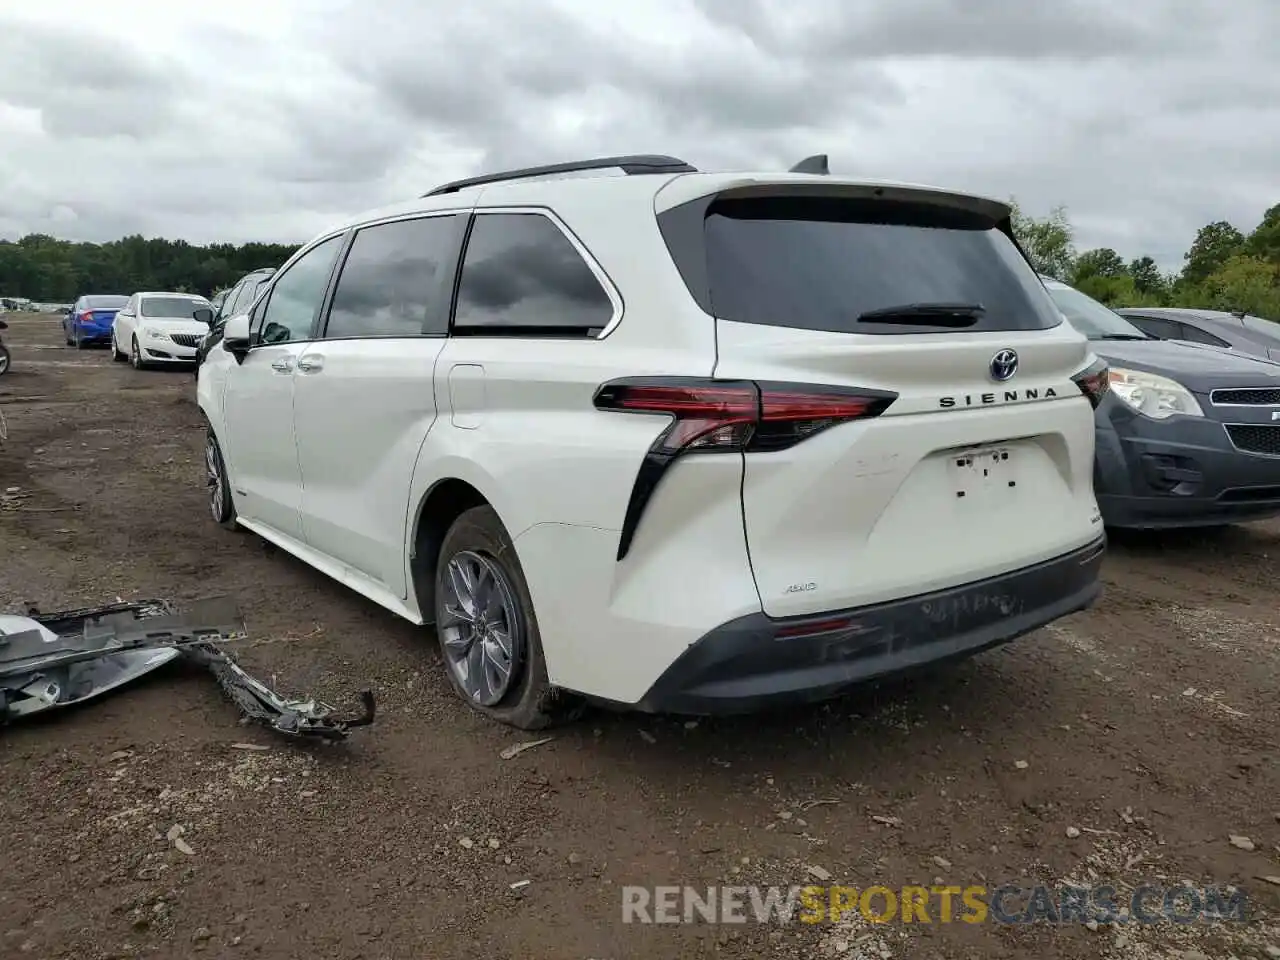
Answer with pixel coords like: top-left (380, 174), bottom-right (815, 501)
top-left (698, 197), bottom-right (1061, 335)
top-left (85, 295), bottom-right (128, 309)
top-left (1240, 314), bottom-right (1280, 339)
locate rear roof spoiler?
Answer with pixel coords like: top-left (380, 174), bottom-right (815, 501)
top-left (788, 154), bottom-right (830, 175)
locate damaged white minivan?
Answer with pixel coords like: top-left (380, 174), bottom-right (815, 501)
top-left (197, 153), bottom-right (1108, 729)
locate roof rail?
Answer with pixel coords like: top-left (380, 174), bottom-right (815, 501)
top-left (423, 154), bottom-right (697, 197)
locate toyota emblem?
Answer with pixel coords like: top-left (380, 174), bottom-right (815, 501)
top-left (989, 349), bottom-right (1018, 382)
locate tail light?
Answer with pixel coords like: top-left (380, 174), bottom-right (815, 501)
top-left (1072, 359), bottom-right (1110, 409)
top-left (593, 377), bottom-right (896, 560)
top-left (79, 311), bottom-right (94, 325)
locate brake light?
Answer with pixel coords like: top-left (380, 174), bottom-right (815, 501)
top-left (593, 377), bottom-right (897, 560)
top-left (1072, 359), bottom-right (1110, 409)
top-left (79, 311), bottom-right (94, 325)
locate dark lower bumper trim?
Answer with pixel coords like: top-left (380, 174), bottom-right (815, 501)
top-left (628, 536), bottom-right (1106, 716)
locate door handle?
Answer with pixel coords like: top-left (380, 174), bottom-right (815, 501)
top-left (270, 357), bottom-right (294, 373)
top-left (296, 355), bottom-right (324, 373)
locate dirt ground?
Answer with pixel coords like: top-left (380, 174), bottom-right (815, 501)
top-left (0, 311), bottom-right (1277, 960)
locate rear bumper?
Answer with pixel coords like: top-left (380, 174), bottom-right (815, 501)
top-left (626, 535), bottom-right (1106, 716)
top-left (1094, 397), bottom-right (1280, 529)
top-left (76, 325), bottom-right (112, 342)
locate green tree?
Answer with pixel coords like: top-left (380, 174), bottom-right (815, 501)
top-left (1181, 220), bottom-right (1245, 285)
top-left (1198, 254), bottom-right (1280, 318)
top-left (0, 234), bottom-right (300, 301)
top-left (1127, 256), bottom-right (1165, 296)
top-left (1008, 200), bottom-right (1076, 280)
top-left (1244, 203), bottom-right (1280, 264)
top-left (1072, 247), bottom-right (1126, 283)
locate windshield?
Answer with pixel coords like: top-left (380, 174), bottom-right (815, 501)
top-left (85, 295), bottom-right (128, 309)
top-left (1042, 282), bottom-right (1151, 340)
top-left (141, 296), bottom-right (207, 318)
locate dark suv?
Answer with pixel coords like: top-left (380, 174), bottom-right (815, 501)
top-left (195, 268), bottom-right (276, 369)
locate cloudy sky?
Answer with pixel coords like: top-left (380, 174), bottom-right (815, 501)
top-left (0, 0), bottom-right (1275, 271)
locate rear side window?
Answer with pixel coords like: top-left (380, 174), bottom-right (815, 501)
top-left (452, 212), bottom-right (615, 336)
top-left (1177, 323), bottom-right (1230, 348)
top-left (687, 196), bottom-right (1061, 335)
top-left (324, 215), bottom-right (459, 339)
top-left (1125, 315), bottom-right (1181, 340)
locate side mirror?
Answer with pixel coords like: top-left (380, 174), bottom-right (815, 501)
top-left (193, 306), bottom-right (213, 326)
top-left (223, 313), bottom-right (252, 361)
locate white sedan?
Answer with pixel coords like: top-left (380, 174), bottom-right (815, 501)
top-left (112, 292), bottom-right (212, 369)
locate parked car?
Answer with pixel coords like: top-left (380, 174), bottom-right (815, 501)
top-left (1043, 278), bottom-right (1280, 529)
top-left (195, 268), bottom-right (276, 371)
top-left (208, 289), bottom-right (228, 317)
top-left (111, 292), bottom-right (212, 369)
top-left (1115, 306), bottom-right (1280, 362)
top-left (198, 153), bottom-right (1108, 728)
top-left (64, 295), bottom-right (128, 348)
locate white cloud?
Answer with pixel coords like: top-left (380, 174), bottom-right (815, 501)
top-left (1, 0), bottom-right (1276, 272)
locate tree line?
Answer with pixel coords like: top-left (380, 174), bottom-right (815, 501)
top-left (1, 200), bottom-right (1277, 318)
top-left (1010, 201), bottom-right (1280, 319)
top-left (0, 234), bottom-right (300, 302)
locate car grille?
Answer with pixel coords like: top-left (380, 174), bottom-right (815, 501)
top-left (169, 333), bottom-right (202, 348)
top-left (1225, 424), bottom-right (1280, 456)
top-left (1211, 387), bottom-right (1280, 405)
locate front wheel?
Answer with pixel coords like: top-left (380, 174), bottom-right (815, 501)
top-left (205, 428), bottom-right (238, 530)
top-left (129, 336), bottom-right (146, 370)
top-left (434, 505), bottom-right (582, 729)
top-left (0, 342), bottom-right (10, 377)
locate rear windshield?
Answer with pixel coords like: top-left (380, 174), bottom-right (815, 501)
top-left (141, 296), bottom-right (206, 318)
top-left (696, 196), bottom-right (1062, 335)
top-left (1240, 314), bottom-right (1280, 339)
top-left (85, 295), bottom-right (128, 309)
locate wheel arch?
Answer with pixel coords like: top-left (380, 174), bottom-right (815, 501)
top-left (409, 477), bottom-right (500, 625)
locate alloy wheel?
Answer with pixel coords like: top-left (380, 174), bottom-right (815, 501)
top-left (205, 436), bottom-right (225, 521)
top-left (130, 338), bottom-right (141, 369)
top-left (438, 550), bottom-right (525, 706)
top-left (0, 349), bottom-right (9, 376)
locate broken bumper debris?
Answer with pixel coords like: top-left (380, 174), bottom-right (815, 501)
top-left (0, 597), bottom-right (374, 740)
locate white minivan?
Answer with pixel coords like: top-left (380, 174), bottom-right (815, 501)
top-left (198, 154), bottom-right (1108, 728)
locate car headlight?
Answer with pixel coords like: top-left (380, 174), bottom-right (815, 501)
top-left (144, 327), bottom-right (169, 340)
top-left (1108, 367), bottom-right (1203, 419)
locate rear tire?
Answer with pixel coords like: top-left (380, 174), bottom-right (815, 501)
top-left (0, 342), bottom-right (10, 377)
top-left (434, 505), bottom-right (582, 730)
top-left (111, 333), bottom-right (126, 362)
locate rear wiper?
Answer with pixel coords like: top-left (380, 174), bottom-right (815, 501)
top-left (856, 302), bottom-right (986, 327)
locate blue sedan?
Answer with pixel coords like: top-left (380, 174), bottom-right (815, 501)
top-left (64, 295), bottom-right (129, 348)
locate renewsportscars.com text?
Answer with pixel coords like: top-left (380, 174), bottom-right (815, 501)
top-left (622, 884), bottom-right (1247, 925)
